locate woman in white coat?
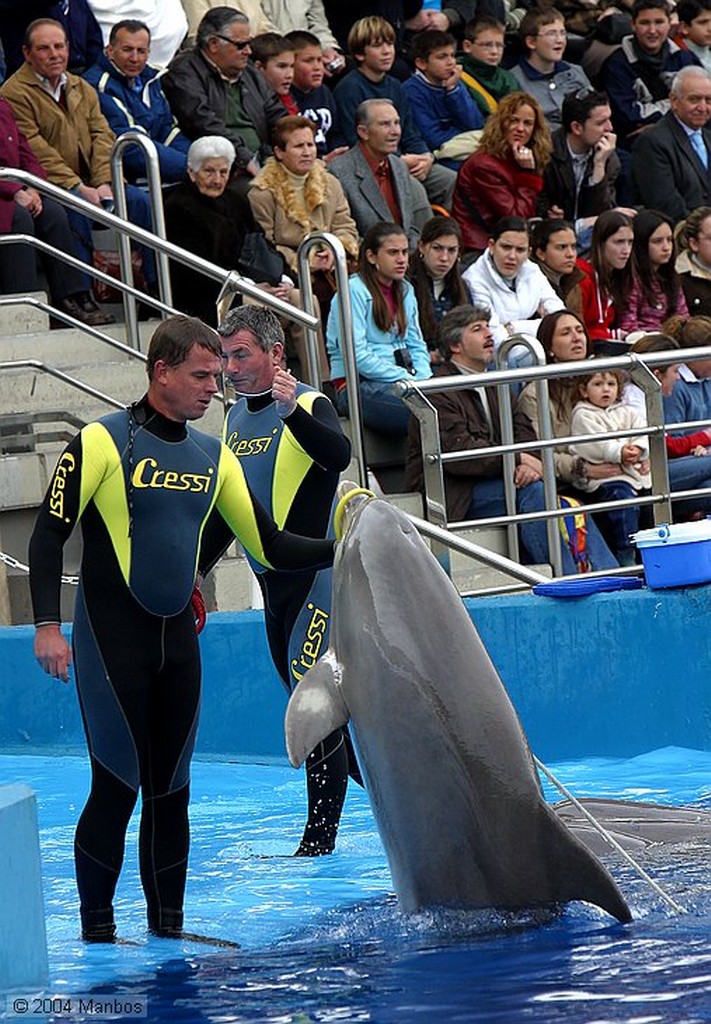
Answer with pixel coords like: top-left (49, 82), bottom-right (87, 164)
top-left (462, 215), bottom-right (564, 369)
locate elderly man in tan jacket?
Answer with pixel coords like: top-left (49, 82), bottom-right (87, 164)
top-left (1, 17), bottom-right (157, 293)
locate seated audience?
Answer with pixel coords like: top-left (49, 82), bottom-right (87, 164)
top-left (326, 222), bottom-right (431, 435)
top-left (1, 18), bottom-right (157, 295)
top-left (251, 33), bottom-right (298, 114)
top-left (600, 0), bottom-right (699, 149)
top-left (462, 215), bottom-right (564, 351)
top-left (627, 329), bottom-right (711, 518)
top-left (164, 135), bottom-right (289, 327)
top-left (405, 304), bottom-right (617, 572)
top-left (183, 0), bottom-right (275, 45)
top-left (84, 19), bottom-right (190, 184)
top-left (402, 29), bottom-right (483, 169)
top-left (661, 313), bottom-right (711, 435)
top-left (86, 0), bottom-right (187, 68)
top-left (673, 0), bottom-right (711, 73)
top-left (532, 218), bottom-right (585, 304)
top-left (163, 8), bottom-right (285, 190)
top-left (511, 8), bottom-right (591, 128)
top-left (248, 115), bottom-right (359, 373)
top-left (570, 368), bottom-right (650, 564)
top-left (0, 94), bottom-right (113, 324)
top-left (631, 66), bottom-right (711, 221)
top-left (452, 91), bottom-right (552, 257)
top-left (331, 16), bottom-right (456, 209)
top-left (676, 205), bottom-right (711, 315)
top-left (618, 209), bottom-right (688, 335)
top-left (540, 89), bottom-right (622, 250)
top-left (286, 30), bottom-right (342, 156)
top-left (408, 215), bottom-right (469, 362)
top-left (262, 0), bottom-right (344, 73)
top-left (456, 15), bottom-right (519, 121)
top-left (1, 0), bottom-right (103, 77)
top-left (566, 209), bottom-right (634, 343)
top-left (328, 99), bottom-right (431, 250)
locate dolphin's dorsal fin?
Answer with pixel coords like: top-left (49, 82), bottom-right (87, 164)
top-left (285, 651), bottom-right (349, 768)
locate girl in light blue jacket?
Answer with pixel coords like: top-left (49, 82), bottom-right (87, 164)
top-left (327, 223), bottom-right (432, 435)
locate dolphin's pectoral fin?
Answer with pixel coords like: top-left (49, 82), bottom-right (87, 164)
top-left (285, 651), bottom-right (350, 769)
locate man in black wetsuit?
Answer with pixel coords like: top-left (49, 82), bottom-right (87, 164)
top-left (29, 315), bottom-right (335, 942)
top-left (200, 306), bottom-right (361, 856)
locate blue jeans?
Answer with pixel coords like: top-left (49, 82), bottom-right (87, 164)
top-left (335, 380), bottom-right (410, 436)
top-left (593, 480), bottom-right (641, 562)
top-left (466, 478), bottom-right (618, 573)
top-left (68, 185), bottom-right (157, 291)
top-left (669, 455), bottom-right (711, 519)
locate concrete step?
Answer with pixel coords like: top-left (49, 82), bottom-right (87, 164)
top-left (0, 359), bottom-right (225, 437)
top-left (0, 320), bottom-right (154, 367)
top-left (0, 292), bottom-right (50, 336)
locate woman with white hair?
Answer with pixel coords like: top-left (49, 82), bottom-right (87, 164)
top-left (164, 135), bottom-right (291, 325)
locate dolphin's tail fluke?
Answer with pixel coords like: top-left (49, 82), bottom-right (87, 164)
top-left (285, 651), bottom-right (350, 768)
top-left (543, 805), bottom-right (632, 923)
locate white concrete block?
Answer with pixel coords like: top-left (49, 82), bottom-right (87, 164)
top-left (0, 784), bottom-right (49, 992)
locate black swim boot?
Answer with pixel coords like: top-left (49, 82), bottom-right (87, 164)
top-left (81, 906), bottom-right (116, 943)
top-left (147, 907), bottom-right (183, 938)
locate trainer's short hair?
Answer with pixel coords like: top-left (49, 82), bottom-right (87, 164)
top-left (217, 306), bottom-right (285, 352)
top-left (146, 316), bottom-right (222, 379)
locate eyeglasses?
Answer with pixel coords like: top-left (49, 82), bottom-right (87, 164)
top-left (537, 29), bottom-right (568, 39)
top-left (473, 40), bottom-right (505, 49)
top-left (214, 34), bottom-right (252, 50)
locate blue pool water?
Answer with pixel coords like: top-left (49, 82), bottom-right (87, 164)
top-left (4, 747), bottom-right (711, 1023)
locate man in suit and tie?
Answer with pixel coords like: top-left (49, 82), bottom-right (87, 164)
top-left (328, 98), bottom-right (431, 250)
top-left (631, 65), bottom-right (711, 221)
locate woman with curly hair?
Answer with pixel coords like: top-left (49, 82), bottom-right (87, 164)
top-left (407, 215), bottom-right (468, 362)
top-left (618, 209), bottom-right (688, 336)
top-left (452, 91), bottom-right (552, 258)
top-left (675, 206), bottom-right (711, 317)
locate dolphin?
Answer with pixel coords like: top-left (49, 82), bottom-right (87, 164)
top-left (285, 490), bottom-right (632, 923)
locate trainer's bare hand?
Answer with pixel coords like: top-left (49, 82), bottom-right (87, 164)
top-left (272, 366), bottom-right (297, 417)
top-left (34, 624), bottom-right (71, 682)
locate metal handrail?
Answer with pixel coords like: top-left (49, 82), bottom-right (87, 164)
top-left (400, 345), bottom-right (694, 577)
top-left (0, 168), bottom-right (320, 347)
top-left (0, 361), bottom-right (126, 410)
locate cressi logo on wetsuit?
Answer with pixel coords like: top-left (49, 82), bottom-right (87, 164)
top-left (290, 602), bottom-right (329, 683)
top-left (100, 411), bottom-right (222, 616)
top-left (224, 431), bottom-right (277, 457)
top-left (49, 451), bottom-right (76, 522)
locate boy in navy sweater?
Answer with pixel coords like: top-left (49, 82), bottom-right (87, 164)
top-left (403, 29), bottom-right (483, 169)
top-left (286, 30), bottom-right (343, 157)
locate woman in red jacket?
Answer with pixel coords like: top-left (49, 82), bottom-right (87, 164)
top-left (567, 209), bottom-right (634, 347)
top-left (452, 91), bottom-right (552, 259)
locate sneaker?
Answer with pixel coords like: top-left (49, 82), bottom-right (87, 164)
top-left (58, 293), bottom-right (115, 326)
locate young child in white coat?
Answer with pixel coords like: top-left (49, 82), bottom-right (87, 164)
top-left (570, 369), bottom-right (650, 565)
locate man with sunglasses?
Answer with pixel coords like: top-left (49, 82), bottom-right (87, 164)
top-left (163, 7), bottom-right (284, 188)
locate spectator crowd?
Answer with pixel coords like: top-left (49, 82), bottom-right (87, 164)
top-left (4, 0), bottom-right (711, 570)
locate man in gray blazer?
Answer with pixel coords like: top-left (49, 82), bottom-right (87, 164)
top-left (328, 98), bottom-right (431, 250)
top-left (631, 66), bottom-right (711, 222)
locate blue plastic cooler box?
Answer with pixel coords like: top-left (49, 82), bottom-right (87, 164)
top-left (632, 520), bottom-right (711, 589)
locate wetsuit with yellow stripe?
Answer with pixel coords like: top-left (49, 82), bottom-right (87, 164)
top-left (29, 397), bottom-right (334, 940)
top-left (200, 384), bottom-right (359, 855)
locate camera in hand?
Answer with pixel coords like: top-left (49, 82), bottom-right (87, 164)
top-left (394, 347), bottom-right (415, 375)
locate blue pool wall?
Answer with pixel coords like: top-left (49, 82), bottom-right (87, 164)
top-left (2, 585), bottom-right (710, 763)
